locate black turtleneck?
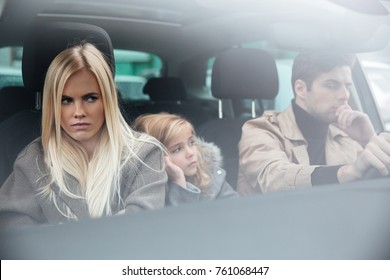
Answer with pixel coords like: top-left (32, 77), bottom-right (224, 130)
top-left (292, 100), bottom-right (342, 186)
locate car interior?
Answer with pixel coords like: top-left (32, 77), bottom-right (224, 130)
top-left (1, 0), bottom-right (390, 260)
top-left (0, 1), bottom-right (286, 187)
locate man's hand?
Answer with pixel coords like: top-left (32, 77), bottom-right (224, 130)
top-left (164, 155), bottom-right (186, 188)
top-left (338, 132), bottom-right (390, 182)
top-left (335, 105), bottom-right (376, 146)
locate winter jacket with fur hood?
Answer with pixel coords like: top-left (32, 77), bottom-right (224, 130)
top-left (167, 137), bottom-right (238, 206)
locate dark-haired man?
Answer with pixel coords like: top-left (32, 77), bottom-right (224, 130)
top-left (238, 53), bottom-right (390, 194)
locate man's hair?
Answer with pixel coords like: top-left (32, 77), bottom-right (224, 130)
top-left (291, 53), bottom-right (356, 94)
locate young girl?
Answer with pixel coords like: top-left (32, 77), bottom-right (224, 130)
top-left (0, 43), bottom-right (167, 228)
top-left (133, 112), bottom-right (238, 206)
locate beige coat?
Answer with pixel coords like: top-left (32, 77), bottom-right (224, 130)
top-left (237, 106), bottom-right (363, 194)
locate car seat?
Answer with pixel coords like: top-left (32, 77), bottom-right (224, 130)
top-left (137, 77), bottom-right (215, 127)
top-left (196, 48), bottom-right (279, 188)
top-left (0, 21), bottom-right (114, 186)
top-left (0, 86), bottom-right (35, 123)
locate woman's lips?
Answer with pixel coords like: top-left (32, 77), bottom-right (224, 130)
top-left (71, 122), bottom-right (90, 130)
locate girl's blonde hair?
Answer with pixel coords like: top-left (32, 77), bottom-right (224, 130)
top-left (40, 43), bottom-right (161, 219)
top-left (133, 112), bottom-right (211, 191)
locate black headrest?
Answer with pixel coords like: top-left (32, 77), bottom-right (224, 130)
top-left (22, 21), bottom-right (114, 93)
top-left (211, 48), bottom-right (279, 100)
top-left (143, 77), bottom-right (187, 101)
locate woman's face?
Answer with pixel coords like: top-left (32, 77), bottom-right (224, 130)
top-left (60, 69), bottom-right (105, 154)
top-left (166, 124), bottom-right (198, 177)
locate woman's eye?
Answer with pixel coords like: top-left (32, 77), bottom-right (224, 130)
top-left (61, 97), bottom-right (72, 104)
top-left (85, 95), bottom-right (98, 102)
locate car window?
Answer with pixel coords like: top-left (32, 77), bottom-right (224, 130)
top-left (0, 47), bottom-right (23, 89)
top-left (2, 0), bottom-right (390, 265)
top-left (114, 49), bottom-right (162, 101)
top-left (0, 47), bottom-right (162, 101)
top-left (358, 49), bottom-right (390, 131)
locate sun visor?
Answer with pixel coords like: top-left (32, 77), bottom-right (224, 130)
top-left (268, 0), bottom-right (390, 53)
top-left (198, 0), bottom-right (390, 53)
top-left (270, 19), bottom-right (390, 53)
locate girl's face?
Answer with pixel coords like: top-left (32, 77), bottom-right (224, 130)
top-left (166, 124), bottom-right (198, 177)
top-left (60, 69), bottom-right (105, 155)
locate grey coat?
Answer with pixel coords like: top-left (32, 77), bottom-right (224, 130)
top-left (0, 137), bottom-right (167, 229)
top-left (167, 138), bottom-right (238, 206)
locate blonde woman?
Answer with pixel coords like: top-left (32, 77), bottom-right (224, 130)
top-left (133, 113), bottom-right (238, 206)
top-left (0, 43), bottom-right (167, 228)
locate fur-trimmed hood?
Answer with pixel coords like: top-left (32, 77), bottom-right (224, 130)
top-left (166, 137), bottom-right (237, 206)
top-left (195, 136), bottom-right (223, 171)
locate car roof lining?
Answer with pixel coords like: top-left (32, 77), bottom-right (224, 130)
top-left (1, 0), bottom-right (390, 61)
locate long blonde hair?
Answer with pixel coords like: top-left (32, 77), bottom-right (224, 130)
top-left (133, 113), bottom-right (211, 191)
top-left (40, 43), bottom-right (160, 219)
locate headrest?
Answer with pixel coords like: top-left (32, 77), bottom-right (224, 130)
top-left (22, 21), bottom-right (114, 93)
top-left (211, 48), bottom-right (278, 100)
top-left (143, 77), bottom-right (187, 101)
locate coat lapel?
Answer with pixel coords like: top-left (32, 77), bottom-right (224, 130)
top-left (51, 176), bottom-right (90, 221)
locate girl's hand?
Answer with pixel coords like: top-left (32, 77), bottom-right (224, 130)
top-left (164, 155), bottom-right (186, 188)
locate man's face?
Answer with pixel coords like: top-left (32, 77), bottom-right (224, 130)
top-left (295, 65), bottom-right (353, 123)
